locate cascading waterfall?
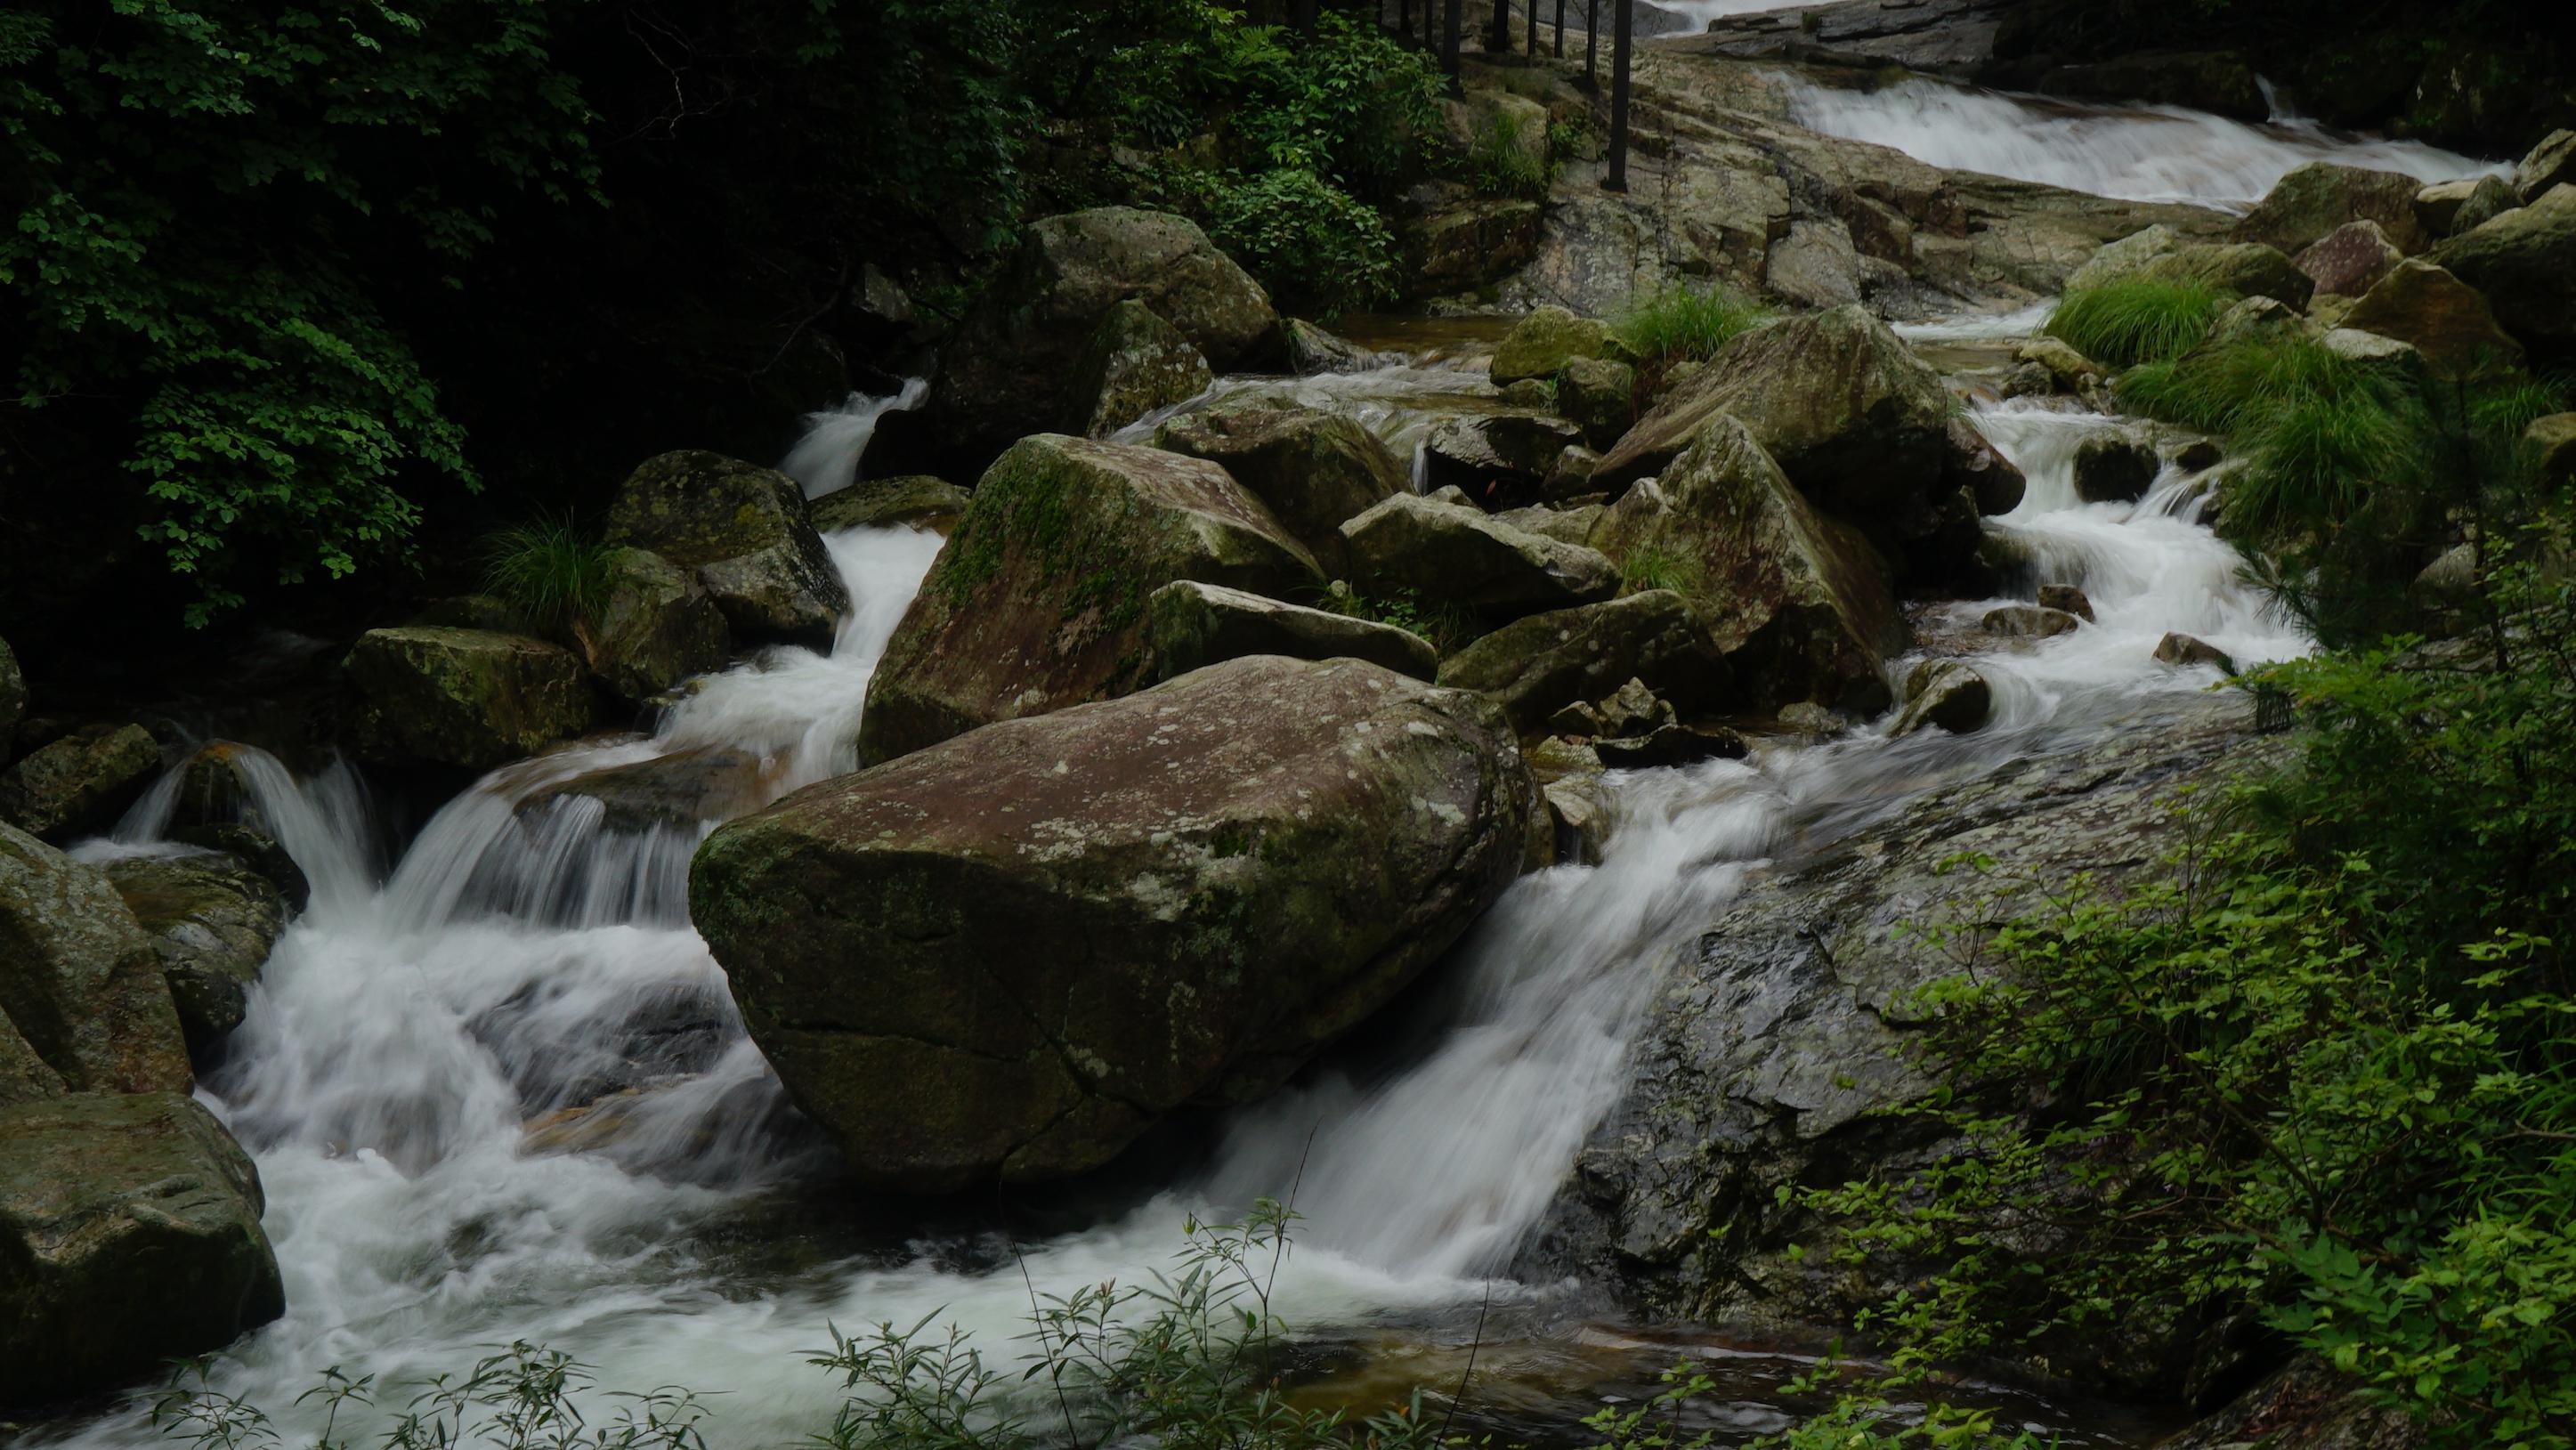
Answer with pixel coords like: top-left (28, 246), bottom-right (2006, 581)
top-left (778, 379), bottom-right (929, 498)
top-left (1784, 75), bottom-right (2502, 210)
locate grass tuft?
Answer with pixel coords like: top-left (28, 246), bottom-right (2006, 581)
top-left (2041, 279), bottom-right (2230, 368)
top-left (1468, 117), bottom-right (1550, 200)
top-left (1610, 285), bottom-right (1770, 369)
top-left (1619, 543), bottom-right (1704, 596)
top-left (480, 515), bottom-right (616, 633)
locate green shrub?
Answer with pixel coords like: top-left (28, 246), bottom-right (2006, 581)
top-left (479, 517), bottom-right (615, 635)
top-left (2040, 279), bottom-right (2230, 367)
top-left (1610, 286), bottom-right (1769, 368)
top-left (1469, 116), bottom-right (1551, 199)
top-left (1314, 582), bottom-right (1478, 653)
top-left (1184, 166), bottom-right (1403, 318)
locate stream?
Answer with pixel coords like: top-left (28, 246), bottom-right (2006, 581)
top-left (34, 41), bottom-right (2479, 1450)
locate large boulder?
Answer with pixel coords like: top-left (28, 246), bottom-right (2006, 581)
top-left (859, 436), bottom-right (1319, 766)
top-left (2433, 184), bottom-right (2576, 350)
top-left (2342, 259), bottom-right (2526, 378)
top-left (2232, 161), bottom-right (2430, 257)
top-left (603, 451), bottom-right (849, 647)
top-left (1594, 307), bottom-right (1952, 515)
top-left (344, 628), bottom-right (595, 770)
top-left (1592, 417), bottom-right (1904, 711)
top-left (584, 547), bottom-right (732, 702)
top-left (0, 823), bottom-right (190, 1095)
top-left (1437, 590), bottom-right (1734, 733)
top-left (1422, 413), bottom-right (1589, 499)
top-left (2515, 130), bottom-right (2576, 204)
top-left (806, 475), bottom-right (972, 535)
top-left (1154, 406), bottom-right (1406, 575)
top-left (1490, 305), bottom-right (1620, 385)
top-left (694, 654), bottom-right (1541, 1191)
top-left (931, 207), bottom-right (1277, 465)
top-left (0, 723), bottom-right (160, 838)
top-left (2133, 242), bottom-right (2316, 310)
top-left (1070, 299), bottom-right (1212, 436)
top-left (2065, 223), bottom-right (2184, 292)
top-left (2415, 174), bottom-right (2517, 239)
top-left (1146, 581), bottom-right (1437, 682)
top-left (1339, 494), bottom-right (1621, 618)
top-left (0, 1091), bottom-right (284, 1406)
top-left (104, 855), bottom-right (288, 1057)
top-left (1522, 692), bottom-right (2269, 1397)
top-left (2292, 220), bottom-right (2403, 297)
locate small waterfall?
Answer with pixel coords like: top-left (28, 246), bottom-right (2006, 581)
top-left (85, 746), bottom-right (381, 913)
top-left (778, 379), bottom-right (928, 498)
top-left (1784, 75), bottom-right (2502, 211)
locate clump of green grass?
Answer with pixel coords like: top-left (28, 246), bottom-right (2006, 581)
top-left (1469, 116), bottom-right (1551, 199)
top-left (1611, 284), bottom-right (1770, 369)
top-left (1315, 581), bottom-right (1479, 653)
top-left (2117, 335), bottom-right (2426, 534)
top-left (480, 515), bottom-right (617, 633)
top-left (1618, 542), bottom-right (1704, 596)
top-left (2040, 279), bottom-right (2230, 368)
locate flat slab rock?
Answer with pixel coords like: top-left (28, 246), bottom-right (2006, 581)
top-left (693, 654), bottom-right (1542, 1193)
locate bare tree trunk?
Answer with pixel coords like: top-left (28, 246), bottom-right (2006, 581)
top-left (1605, 0), bottom-right (1632, 191)
top-left (1584, 0), bottom-right (1600, 88)
top-left (1490, 0), bottom-right (1511, 53)
top-left (1554, 0), bottom-right (1566, 56)
top-left (1445, 0), bottom-right (1464, 82)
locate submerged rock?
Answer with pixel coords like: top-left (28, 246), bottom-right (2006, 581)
top-left (2037, 583), bottom-right (2095, 620)
top-left (0, 723), bottom-right (160, 838)
top-left (1154, 405), bottom-right (1406, 575)
top-left (344, 628), bottom-right (595, 770)
top-left (0, 1090), bottom-right (284, 1406)
top-left (1146, 580), bottom-right (1438, 682)
top-left (603, 451), bottom-right (849, 647)
top-left (585, 547), bottom-right (732, 703)
top-left (1341, 494), bottom-right (1622, 618)
top-left (103, 855), bottom-right (287, 1057)
top-left (860, 435), bottom-right (1318, 766)
top-left (1438, 590), bottom-right (1733, 733)
top-left (1982, 603), bottom-right (2081, 637)
top-left (1891, 659), bottom-right (1992, 736)
top-left (2155, 631), bottom-right (2237, 672)
top-left (1594, 417), bottom-right (1903, 711)
top-left (695, 654), bottom-right (1540, 1191)
top-left (0, 823), bottom-right (190, 1096)
top-left (2072, 433), bottom-right (2160, 504)
top-left (1280, 318), bottom-right (1381, 375)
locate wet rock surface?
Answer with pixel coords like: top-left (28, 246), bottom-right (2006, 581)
top-left (344, 628), bottom-right (595, 771)
top-left (603, 451), bottom-right (850, 648)
top-left (0, 822), bottom-right (191, 1096)
top-left (1438, 590), bottom-right (1734, 733)
top-left (696, 655), bottom-right (1541, 1192)
top-left (103, 854), bottom-right (287, 1057)
top-left (0, 723), bottom-right (161, 839)
top-left (1146, 581), bottom-right (1438, 682)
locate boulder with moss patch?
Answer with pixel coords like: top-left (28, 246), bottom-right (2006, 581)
top-left (2342, 259), bottom-right (2525, 378)
top-left (695, 654), bottom-right (1539, 1191)
top-left (2294, 220), bottom-right (2403, 297)
top-left (604, 451), bottom-right (849, 647)
top-left (807, 476), bottom-right (971, 535)
top-left (1491, 305), bottom-right (1621, 385)
top-left (1341, 494), bottom-right (1622, 619)
top-left (2432, 184), bottom-right (2576, 350)
top-left (859, 436), bottom-right (1319, 766)
top-left (1072, 299), bottom-right (1213, 436)
top-left (1145, 581), bottom-right (1438, 682)
top-left (2134, 242), bottom-right (2316, 310)
top-left (0, 823), bottom-right (191, 1096)
top-left (103, 855), bottom-right (286, 1057)
top-left (345, 628), bottom-right (595, 770)
top-left (0, 1090), bottom-right (284, 1405)
top-left (585, 547), bottom-right (732, 702)
top-left (1154, 406), bottom-right (1406, 576)
top-left (2233, 161), bottom-right (2429, 257)
top-left (1437, 590), bottom-right (1734, 733)
top-left (1593, 417), bottom-right (1904, 711)
top-left (0, 724), bottom-right (160, 838)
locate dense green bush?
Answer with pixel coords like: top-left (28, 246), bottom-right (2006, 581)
top-left (1174, 166), bottom-right (1405, 317)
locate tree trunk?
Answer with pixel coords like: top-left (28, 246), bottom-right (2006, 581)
top-left (1605, 0), bottom-right (1632, 191)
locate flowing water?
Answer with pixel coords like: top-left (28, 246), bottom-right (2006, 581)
top-left (1785, 75), bottom-right (2503, 209)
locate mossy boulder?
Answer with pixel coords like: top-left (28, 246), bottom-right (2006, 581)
top-left (2293, 220), bottom-right (2403, 297)
top-left (1402, 198), bottom-right (1543, 296)
top-left (2414, 174), bottom-right (2516, 239)
top-left (585, 547), bottom-right (732, 702)
top-left (0, 1090), bottom-right (284, 1406)
top-left (1558, 356), bottom-right (1638, 448)
top-left (344, 628), bottom-right (595, 770)
top-left (603, 451), bottom-right (849, 647)
top-left (103, 855), bottom-right (288, 1057)
top-left (1281, 317), bottom-right (1381, 375)
top-left (1154, 405), bottom-right (1406, 576)
top-left (1072, 299), bottom-right (1213, 436)
top-left (2233, 161), bottom-right (2431, 258)
top-left (1340, 493), bottom-right (1621, 619)
top-left (1422, 413), bottom-right (1588, 500)
top-left (2515, 130), bottom-right (2576, 204)
top-left (2134, 242), bottom-right (2316, 310)
top-left (2343, 259), bottom-right (2526, 378)
top-left (2432, 184), bottom-right (2576, 351)
top-left (930, 207), bottom-right (1278, 466)
top-left (859, 435), bottom-right (1319, 766)
top-left (694, 653), bottom-right (1540, 1191)
top-left (1146, 580), bottom-right (1437, 682)
top-left (807, 475), bottom-right (971, 535)
top-left (1437, 590), bottom-right (1734, 733)
top-left (1593, 417), bottom-right (1903, 711)
top-left (1491, 305), bottom-right (1620, 386)
top-left (0, 723), bottom-right (160, 838)
top-left (1593, 306), bottom-right (1951, 520)
top-left (0, 822), bottom-right (191, 1095)
top-left (2065, 224), bottom-right (2185, 292)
